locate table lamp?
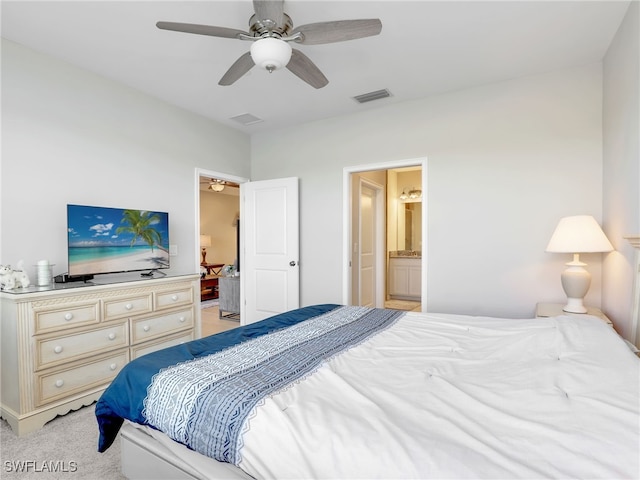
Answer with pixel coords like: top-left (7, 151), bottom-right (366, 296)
top-left (546, 215), bottom-right (613, 313)
top-left (200, 235), bottom-right (211, 265)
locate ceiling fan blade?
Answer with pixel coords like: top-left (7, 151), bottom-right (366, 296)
top-left (286, 49), bottom-right (328, 89)
top-left (156, 21), bottom-right (248, 39)
top-left (219, 52), bottom-right (255, 86)
top-left (291, 19), bottom-right (382, 45)
top-left (252, 0), bottom-right (285, 27)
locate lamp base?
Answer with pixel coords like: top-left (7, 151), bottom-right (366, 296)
top-left (562, 298), bottom-right (588, 314)
top-left (201, 248), bottom-right (207, 265)
top-left (560, 259), bottom-right (591, 314)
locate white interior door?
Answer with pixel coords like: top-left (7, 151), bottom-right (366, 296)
top-left (359, 185), bottom-right (376, 307)
top-left (241, 177), bottom-right (299, 325)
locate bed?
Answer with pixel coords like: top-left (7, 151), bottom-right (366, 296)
top-left (96, 303), bottom-right (639, 479)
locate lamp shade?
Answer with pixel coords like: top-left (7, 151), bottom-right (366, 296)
top-left (200, 235), bottom-right (212, 248)
top-left (546, 215), bottom-right (613, 253)
top-left (250, 38), bottom-right (292, 72)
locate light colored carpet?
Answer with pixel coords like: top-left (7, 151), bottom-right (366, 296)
top-left (0, 404), bottom-right (124, 479)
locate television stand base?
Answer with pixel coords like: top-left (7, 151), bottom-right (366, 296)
top-left (54, 274), bottom-right (94, 283)
top-left (141, 269), bottom-right (167, 278)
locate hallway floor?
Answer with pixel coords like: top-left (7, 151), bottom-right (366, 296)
top-left (201, 305), bottom-right (240, 337)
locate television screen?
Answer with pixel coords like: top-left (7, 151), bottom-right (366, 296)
top-left (67, 204), bottom-right (170, 277)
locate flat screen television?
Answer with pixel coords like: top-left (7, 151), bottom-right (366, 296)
top-left (67, 204), bottom-right (170, 277)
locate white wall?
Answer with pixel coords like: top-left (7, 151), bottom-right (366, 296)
top-left (1, 40), bottom-right (251, 279)
top-left (602, 1), bottom-right (640, 342)
top-left (251, 64), bottom-right (605, 318)
top-left (4, 35), bottom-right (633, 332)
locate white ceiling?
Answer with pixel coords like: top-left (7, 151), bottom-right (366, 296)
top-left (1, 1), bottom-right (630, 134)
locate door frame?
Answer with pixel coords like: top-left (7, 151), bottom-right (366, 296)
top-left (195, 168), bottom-right (249, 309)
top-left (342, 157), bottom-right (428, 308)
top-left (355, 177), bottom-right (385, 307)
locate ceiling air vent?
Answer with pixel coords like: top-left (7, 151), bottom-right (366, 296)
top-left (353, 89), bottom-right (392, 104)
top-left (230, 113), bottom-right (263, 126)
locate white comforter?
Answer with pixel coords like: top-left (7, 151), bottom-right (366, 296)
top-left (236, 312), bottom-right (639, 479)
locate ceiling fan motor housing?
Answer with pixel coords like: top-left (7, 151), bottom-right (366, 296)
top-left (249, 13), bottom-right (293, 37)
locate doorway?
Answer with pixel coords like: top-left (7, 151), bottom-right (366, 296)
top-left (343, 158), bottom-right (427, 310)
top-left (196, 169), bottom-right (247, 335)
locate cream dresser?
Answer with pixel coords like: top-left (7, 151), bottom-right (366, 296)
top-left (0, 274), bottom-right (200, 436)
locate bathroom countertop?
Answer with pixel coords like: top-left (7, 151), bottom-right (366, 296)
top-left (389, 251), bottom-right (421, 259)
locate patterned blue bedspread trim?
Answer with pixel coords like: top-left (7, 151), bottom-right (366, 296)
top-left (96, 304), bottom-right (341, 452)
top-left (142, 306), bottom-right (403, 464)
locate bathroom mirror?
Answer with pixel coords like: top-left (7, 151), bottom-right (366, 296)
top-left (397, 201), bottom-right (422, 252)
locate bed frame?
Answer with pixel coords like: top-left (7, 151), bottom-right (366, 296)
top-left (120, 422), bottom-right (254, 480)
top-left (119, 238), bottom-right (640, 479)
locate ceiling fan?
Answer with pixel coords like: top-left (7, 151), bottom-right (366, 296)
top-left (200, 178), bottom-right (239, 192)
top-left (157, 0), bottom-right (382, 89)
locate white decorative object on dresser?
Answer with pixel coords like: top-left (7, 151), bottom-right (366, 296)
top-left (0, 274), bottom-right (200, 436)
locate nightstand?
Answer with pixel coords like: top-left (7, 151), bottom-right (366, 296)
top-left (535, 302), bottom-right (613, 327)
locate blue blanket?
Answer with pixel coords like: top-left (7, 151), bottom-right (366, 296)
top-left (142, 306), bottom-right (403, 464)
top-left (96, 304), bottom-right (341, 452)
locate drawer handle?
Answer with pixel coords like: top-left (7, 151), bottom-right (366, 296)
top-left (125, 303), bottom-right (133, 310)
top-left (108, 333), bottom-right (116, 340)
top-left (55, 379), bottom-right (64, 388)
top-left (109, 363), bottom-right (117, 371)
top-left (143, 325), bottom-right (150, 332)
top-left (64, 313), bottom-right (74, 321)
top-left (179, 316), bottom-right (186, 323)
top-left (171, 294), bottom-right (178, 301)
top-left (54, 346), bottom-right (63, 354)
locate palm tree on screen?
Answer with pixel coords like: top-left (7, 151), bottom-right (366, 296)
top-left (116, 210), bottom-right (162, 252)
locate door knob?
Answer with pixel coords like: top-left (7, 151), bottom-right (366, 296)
top-left (289, 261), bottom-right (297, 267)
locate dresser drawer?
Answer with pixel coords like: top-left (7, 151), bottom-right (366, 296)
top-left (36, 321), bottom-right (129, 370)
top-left (36, 350), bottom-right (129, 406)
top-left (103, 294), bottom-right (152, 321)
top-left (130, 330), bottom-right (194, 360)
top-left (155, 287), bottom-right (194, 311)
top-left (34, 301), bottom-right (100, 334)
top-left (131, 308), bottom-right (194, 345)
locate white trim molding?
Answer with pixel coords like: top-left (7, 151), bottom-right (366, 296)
top-left (342, 157), bottom-right (428, 309)
top-left (625, 235), bottom-right (640, 347)
top-left (624, 235), bottom-right (640, 248)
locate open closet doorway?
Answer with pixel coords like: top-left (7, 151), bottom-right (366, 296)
top-left (343, 159), bottom-right (427, 312)
top-left (196, 169), bottom-right (247, 336)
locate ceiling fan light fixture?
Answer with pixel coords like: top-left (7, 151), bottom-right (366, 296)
top-left (250, 37), bottom-right (292, 73)
top-left (209, 180), bottom-right (226, 192)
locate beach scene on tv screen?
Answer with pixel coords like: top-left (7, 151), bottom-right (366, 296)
top-left (67, 205), bottom-right (170, 275)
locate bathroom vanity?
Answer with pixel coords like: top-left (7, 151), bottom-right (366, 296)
top-left (388, 253), bottom-right (421, 300)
